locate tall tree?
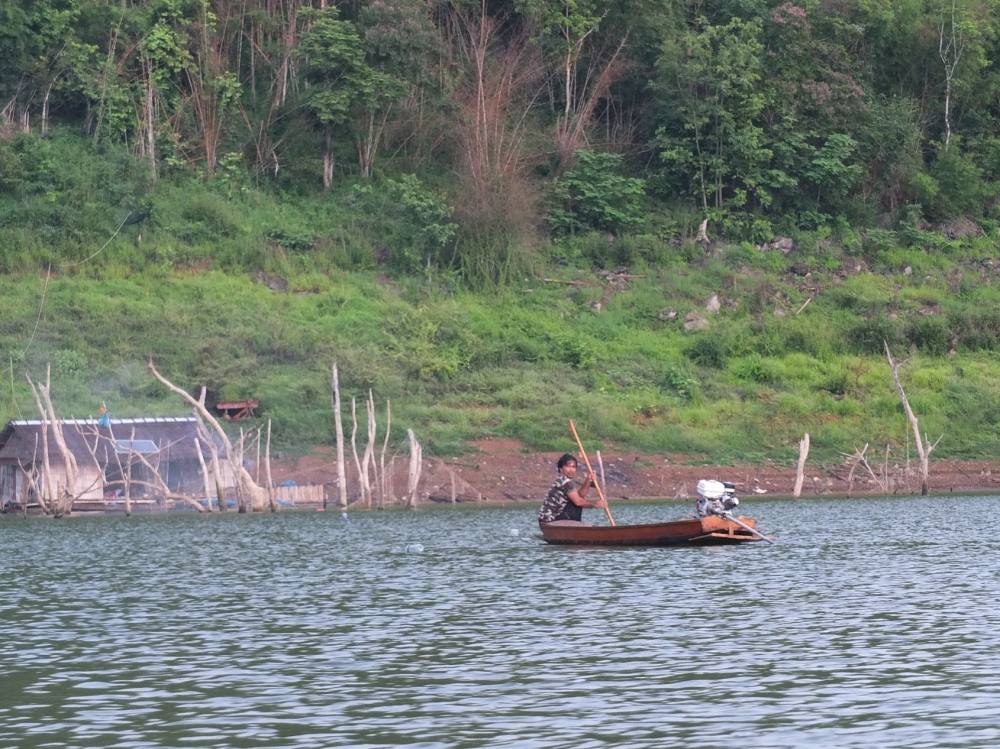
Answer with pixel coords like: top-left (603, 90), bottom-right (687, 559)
top-left (299, 6), bottom-right (401, 184)
top-left (654, 15), bottom-right (770, 220)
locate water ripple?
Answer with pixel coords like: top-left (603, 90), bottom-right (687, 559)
top-left (3, 495), bottom-right (1000, 747)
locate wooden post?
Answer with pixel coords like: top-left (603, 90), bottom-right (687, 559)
top-left (793, 433), bottom-right (810, 498)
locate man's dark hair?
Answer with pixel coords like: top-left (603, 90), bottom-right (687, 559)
top-left (557, 453), bottom-right (577, 469)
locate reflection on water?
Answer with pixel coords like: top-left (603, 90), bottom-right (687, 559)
top-left (2, 495), bottom-right (1000, 748)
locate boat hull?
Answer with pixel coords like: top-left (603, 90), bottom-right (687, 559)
top-left (540, 515), bottom-right (764, 546)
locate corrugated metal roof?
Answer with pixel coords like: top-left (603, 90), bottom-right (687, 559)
top-left (0, 418), bottom-right (207, 463)
top-left (10, 417), bottom-right (195, 426)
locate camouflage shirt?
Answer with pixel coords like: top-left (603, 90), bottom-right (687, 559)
top-left (538, 475), bottom-right (581, 523)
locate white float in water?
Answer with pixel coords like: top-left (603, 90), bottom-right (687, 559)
top-left (509, 528), bottom-right (521, 537)
top-left (404, 543), bottom-right (424, 553)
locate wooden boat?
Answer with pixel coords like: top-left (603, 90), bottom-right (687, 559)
top-left (540, 515), bottom-right (767, 546)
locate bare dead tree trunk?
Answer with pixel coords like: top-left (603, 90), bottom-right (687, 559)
top-left (793, 433), bottom-right (810, 498)
top-left (884, 342), bottom-right (943, 495)
top-left (843, 442), bottom-right (886, 496)
top-left (387, 455), bottom-right (397, 505)
top-left (20, 435), bottom-right (51, 515)
top-left (330, 363), bottom-right (347, 509)
top-left (845, 443), bottom-right (865, 498)
top-left (356, 106), bottom-right (393, 177)
top-left (695, 218), bottom-right (710, 244)
top-left (265, 419), bottom-right (276, 512)
top-left (194, 437), bottom-right (216, 511)
top-left (255, 426), bottom-right (261, 484)
top-left (350, 397), bottom-right (363, 506)
top-left (199, 427), bottom-right (228, 511)
top-left (378, 399), bottom-right (391, 509)
top-left (235, 427), bottom-right (248, 513)
top-left (27, 366), bottom-right (79, 517)
top-left (939, 0), bottom-right (965, 150)
top-left (124, 428), bottom-right (134, 516)
top-left (148, 359), bottom-right (268, 510)
top-left (126, 449), bottom-right (208, 513)
top-left (322, 130), bottom-right (334, 190)
top-left (361, 390), bottom-right (377, 508)
top-left (406, 429), bottom-right (422, 508)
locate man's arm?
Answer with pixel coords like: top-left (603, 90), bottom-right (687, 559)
top-left (566, 474), bottom-right (605, 508)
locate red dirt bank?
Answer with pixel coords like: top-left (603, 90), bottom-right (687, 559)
top-left (271, 438), bottom-right (1000, 504)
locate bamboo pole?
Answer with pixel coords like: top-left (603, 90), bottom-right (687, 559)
top-left (568, 420), bottom-right (615, 526)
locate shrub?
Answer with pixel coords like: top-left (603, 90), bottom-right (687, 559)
top-left (660, 364), bottom-right (699, 399)
top-left (845, 316), bottom-right (902, 354)
top-left (905, 315), bottom-right (950, 354)
top-left (381, 174), bottom-right (457, 270)
top-left (731, 353), bottom-right (773, 384)
top-left (684, 336), bottom-right (726, 368)
top-left (924, 140), bottom-right (988, 220)
top-left (548, 150), bottom-right (646, 236)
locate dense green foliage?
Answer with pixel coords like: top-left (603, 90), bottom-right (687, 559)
top-left (6, 1), bottom-right (1000, 240)
top-left (4, 1), bottom-right (1000, 466)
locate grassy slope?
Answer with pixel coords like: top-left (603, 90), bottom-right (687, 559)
top-left (3, 132), bottom-right (1000, 464)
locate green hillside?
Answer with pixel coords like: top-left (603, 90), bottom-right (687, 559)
top-left (4, 1), bottom-right (1000, 464)
top-left (1, 133), bottom-right (999, 464)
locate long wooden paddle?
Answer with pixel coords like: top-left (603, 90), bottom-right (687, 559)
top-left (723, 512), bottom-right (774, 544)
top-left (568, 419), bottom-right (616, 527)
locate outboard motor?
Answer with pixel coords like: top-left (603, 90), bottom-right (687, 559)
top-left (695, 479), bottom-right (740, 517)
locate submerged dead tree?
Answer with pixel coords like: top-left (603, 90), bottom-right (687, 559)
top-left (793, 433), bottom-right (810, 498)
top-left (331, 364), bottom-right (347, 509)
top-left (406, 428), bottom-right (423, 509)
top-left (331, 365), bottom-right (399, 508)
top-left (148, 359), bottom-right (269, 511)
top-left (350, 397), bottom-right (366, 506)
top-left (378, 399), bottom-right (392, 508)
top-left (843, 443), bottom-right (888, 497)
top-left (884, 342), bottom-right (943, 495)
top-left (24, 366), bottom-right (84, 517)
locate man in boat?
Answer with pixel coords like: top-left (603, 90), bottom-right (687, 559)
top-left (537, 453), bottom-right (606, 526)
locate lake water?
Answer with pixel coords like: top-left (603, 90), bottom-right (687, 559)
top-left (2, 494), bottom-right (999, 749)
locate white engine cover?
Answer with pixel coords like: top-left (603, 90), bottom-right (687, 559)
top-left (696, 479), bottom-right (726, 499)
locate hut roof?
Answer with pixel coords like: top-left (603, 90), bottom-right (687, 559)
top-left (0, 417), bottom-right (204, 463)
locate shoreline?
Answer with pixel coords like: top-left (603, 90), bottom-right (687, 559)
top-left (271, 440), bottom-right (1000, 505)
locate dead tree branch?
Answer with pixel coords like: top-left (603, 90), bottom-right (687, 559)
top-left (884, 341), bottom-right (941, 495)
